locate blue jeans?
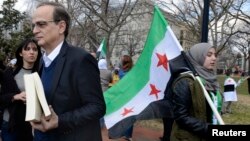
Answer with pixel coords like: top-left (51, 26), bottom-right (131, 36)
top-left (1, 121), bottom-right (17, 141)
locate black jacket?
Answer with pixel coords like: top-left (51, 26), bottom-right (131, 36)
top-left (171, 77), bottom-right (210, 139)
top-left (38, 41), bottom-right (106, 141)
top-left (0, 67), bottom-right (33, 141)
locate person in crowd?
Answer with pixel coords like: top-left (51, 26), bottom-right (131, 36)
top-left (0, 38), bottom-right (42, 141)
top-left (222, 70), bottom-right (240, 114)
top-left (118, 53), bottom-right (133, 79)
top-left (98, 59), bottom-right (112, 92)
top-left (98, 59), bottom-right (112, 129)
top-left (160, 117), bottom-right (174, 141)
top-left (31, 2), bottom-right (106, 141)
top-left (118, 53), bottom-right (134, 141)
top-left (109, 62), bottom-right (114, 71)
top-left (6, 59), bottom-right (16, 68)
top-left (109, 68), bottom-right (120, 87)
top-left (170, 43), bottom-right (222, 141)
top-left (0, 56), bottom-right (6, 141)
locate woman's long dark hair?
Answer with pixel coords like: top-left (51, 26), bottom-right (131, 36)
top-left (13, 38), bottom-right (42, 75)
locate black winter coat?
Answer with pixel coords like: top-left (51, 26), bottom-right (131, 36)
top-left (0, 67), bottom-right (33, 141)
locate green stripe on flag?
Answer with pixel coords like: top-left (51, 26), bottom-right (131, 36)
top-left (104, 6), bottom-right (169, 115)
top-left (101, 39), bottom-right (107, 55)
top-left (101, 38), bottom-right (107, 56)
top-left (97, 38), bottom-right (107, 59)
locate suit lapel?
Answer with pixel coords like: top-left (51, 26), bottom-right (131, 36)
top-left (49, 41), bottom-right (68, 103)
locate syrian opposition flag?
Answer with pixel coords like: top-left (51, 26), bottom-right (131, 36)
top-left (96, 38), bottom-right (107, 60)
top-left (104, 6), bottom-right (189, 138)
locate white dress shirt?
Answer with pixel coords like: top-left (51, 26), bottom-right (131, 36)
top-left (43, 41), bottom-right (63, 67)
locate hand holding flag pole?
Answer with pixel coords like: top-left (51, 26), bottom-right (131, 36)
top-left (196, 77), bottom-right (225, 125)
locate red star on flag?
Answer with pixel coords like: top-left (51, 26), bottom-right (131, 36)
top-left (149, 84), bottom-right (161, 99)
top-left (156, 53), bottom-right (169, 71)
top-left (121, 107), bottom-right (134, 116)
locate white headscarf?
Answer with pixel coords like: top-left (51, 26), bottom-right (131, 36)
top-left (98, 59), bottom-right (108, 70)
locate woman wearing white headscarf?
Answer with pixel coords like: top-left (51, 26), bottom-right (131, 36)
top-left (170, 43), bottom-right (222, 141)
top-left (98, 59), bottom-right (112, 92)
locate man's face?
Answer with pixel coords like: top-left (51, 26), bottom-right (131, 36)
top-left (32, 5), bottom-right (62, 48)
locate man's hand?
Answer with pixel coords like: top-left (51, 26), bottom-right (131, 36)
top-left (30, 106), bottom-right (58, 132)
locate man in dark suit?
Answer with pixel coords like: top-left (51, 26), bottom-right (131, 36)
top-left (31, 2), bottom-right (106, 141)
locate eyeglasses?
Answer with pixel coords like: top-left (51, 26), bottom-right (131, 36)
top-left (32, 20), bottom-right (58, 29)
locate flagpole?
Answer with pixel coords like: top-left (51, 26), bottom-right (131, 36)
top-left (201, 0), bottom-right (210, 42)
top-left (200, 0), bottom-right (224, 124)
top-left (196, 77), bottom-right (225, 125)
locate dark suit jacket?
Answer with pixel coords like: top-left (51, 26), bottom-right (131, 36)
top-left (40, 41), bottom-right (106, 141)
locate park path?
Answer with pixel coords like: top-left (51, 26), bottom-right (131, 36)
top-left (102, 125), bottom-right (163, 141)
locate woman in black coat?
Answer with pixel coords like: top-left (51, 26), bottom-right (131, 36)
top-left (0, 38), bottom-right (42, 141)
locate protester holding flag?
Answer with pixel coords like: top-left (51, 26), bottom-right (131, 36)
top-left (170, 43), bottom-right (222, 141)
top-left (222, 70), bottom-right (240, 114)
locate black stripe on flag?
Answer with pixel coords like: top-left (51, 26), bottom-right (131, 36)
top-left (108, 52), bottom-right (191, 139)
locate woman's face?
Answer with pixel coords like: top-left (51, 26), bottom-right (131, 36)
top-left (203, 48), bottom-right (217, 70)
top-left (20, 42), bottom-right (39, 65)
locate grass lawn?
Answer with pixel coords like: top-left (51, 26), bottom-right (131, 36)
top-left (138, 75), bottom-right (250, 129)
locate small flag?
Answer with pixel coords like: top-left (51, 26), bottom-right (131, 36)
top-left (96, 38), bottom-right (107, 60)
top-left (104, 6), bottom-right (189, 138)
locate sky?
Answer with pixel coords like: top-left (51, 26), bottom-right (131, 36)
top-left (0, 0), bottom-right (126, 12)
top-left (0, 0), bottom-right (180, 12)
top-left (0, 0), bottom-right (29, 11)
top-left (1, 0), bottom-right (249, 15)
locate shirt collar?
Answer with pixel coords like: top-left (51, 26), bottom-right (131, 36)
top-left (43, 41), bottom-right (64, 67)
